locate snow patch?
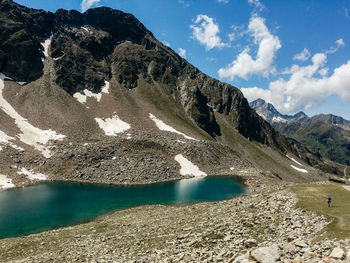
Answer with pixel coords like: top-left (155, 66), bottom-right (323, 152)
top-left (287, 155), bottom-right (304, 166)
top-left (41, 37), bottom-right (52, 58)
top-left (101, 81), bottom-right (110, 94)
top-left (95, 114), bottom-right (131, 136)
top-left (17, 167), bottom-right (47, 181)
top-left (17, 82), bottom-right (26, 86)
top-left (73, 81), bottom-right (110, 104)
top-left (112, 156), bottom-right (117, 160)
top-left (149, 113), bottom-right (197, 141)
top-left (0, 75), bottom-right (66, 158)
top-left (174, 154), bottom-right (207, 177)
top-left (206, 103), bottom-right (217, 112)
top-left (0, 174), bottom-right (15, 189)
top-left (291, 165), bottom-right (308, 173)
top-left (272, 116), bottom-right (287, 123)
top-left (126, 133), bottom-right (132, 140)
top-left (0, 130), bottom-right (24, 151)
top-left (81, 26), bottom-right (91, 33)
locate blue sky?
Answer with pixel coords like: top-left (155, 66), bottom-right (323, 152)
top-left (15, 0), bottom-right (350, 119)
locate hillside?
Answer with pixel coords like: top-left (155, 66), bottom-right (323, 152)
top-left (250, 99), bottom-right (350, 166)
top-left (0, 0), bottom-right (339, 191)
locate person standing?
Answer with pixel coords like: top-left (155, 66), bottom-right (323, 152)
top-left (327, 196), bottom-right (332, 207)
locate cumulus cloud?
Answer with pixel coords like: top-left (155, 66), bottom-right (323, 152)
top-left (248, 0), bottom-right (264, 11)
top-left (81, 0), bottom-right (100, 12)
top-left (241, 50), bottom-right (350, 114)
top-left (178, 48), bottom-right (187, 59)
top-left (293, 48), bottom-right (310, 61)
top-left (190, 15), bottom-right (228, 51)
top-left (218, 15), bottom-right (281, 80)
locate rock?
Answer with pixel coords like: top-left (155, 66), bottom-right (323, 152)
top-left (329, 247), bottom-right (345, 260)
top-left (244, 238), bottom-right (257, 248)
top-left (294, 240), bottom-right (308, 248)
top-left (251, 245), bottom-right (280, 263)
top-left (231, 252), bottom-right (250, 263)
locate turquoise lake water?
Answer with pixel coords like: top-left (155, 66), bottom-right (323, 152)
top-left (0, 176), bottom-right (246, 239)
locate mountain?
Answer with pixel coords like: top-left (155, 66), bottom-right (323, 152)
top-left (250, 99), bottom-right (350, 166)
top-left (249, 99), bottom-right (308, 124)
top-left (0, 0), bottom-right (341, 190)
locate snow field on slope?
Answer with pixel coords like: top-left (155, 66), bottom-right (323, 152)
top-left (95, 114), bottom-right (131, 136)
top-left (73, 81), bottom-right (110, 104)
top-left (17, 168), bottom-right (47, 181)
top-left (291, 165), bottom-right (308, 173)
top-left (0, 130), bottom-right (24, 151)
top-left (0, 75), bottom-right (66, 158)
top-left (0, 174), bottom-right (15, 189)
top-left (149, 113), bottom-right (197, 141)
top-left (174, 154), bottom-right (207, 177)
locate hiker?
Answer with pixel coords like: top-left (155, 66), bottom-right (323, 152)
top-left (327, 196), bottom-right (332, 207)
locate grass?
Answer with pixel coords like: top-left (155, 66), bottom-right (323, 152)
top-left (291, 183), bottom-right (350, 240)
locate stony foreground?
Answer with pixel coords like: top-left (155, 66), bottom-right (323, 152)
top-left (0, 171), bottom-right (349, 263)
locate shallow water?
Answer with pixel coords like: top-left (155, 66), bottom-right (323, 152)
top-left (0, 176), bottom-right (245, 239)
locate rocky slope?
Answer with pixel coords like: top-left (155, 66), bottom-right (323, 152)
top-left (0, 0), bottom-right (339, 191)
top-left (250, 99), bottom-right (350, 166)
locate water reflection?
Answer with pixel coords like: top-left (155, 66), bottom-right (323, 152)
top-left (175, 177), bottom-right (205, 202)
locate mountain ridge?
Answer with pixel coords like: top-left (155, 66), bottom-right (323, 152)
top-left (0, 0), bottom-right (341, 189)
top-left (250, 98), bottom-right (350, 166)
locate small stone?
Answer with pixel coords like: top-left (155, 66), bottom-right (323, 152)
top-left (294, 240), bottom-right (308, 248)
top-left (244, 239), bottom-right (257, 248)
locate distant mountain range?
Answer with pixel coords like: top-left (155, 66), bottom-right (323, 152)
top-left (250, 99), bottom-right (350, 165)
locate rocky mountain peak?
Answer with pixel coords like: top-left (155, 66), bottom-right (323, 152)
top-left (1, 1), bottom-right (337, 179)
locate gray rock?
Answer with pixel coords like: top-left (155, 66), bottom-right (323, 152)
top-left (251, 245), bottom-right (280, 263)
top-left (329, 247), bottom-right (346, 260)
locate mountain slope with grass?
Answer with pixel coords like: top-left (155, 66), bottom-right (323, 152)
top-left (250, 99), bottom-right (350, 166)
top-left (0, 0), bottom-right (339, 190)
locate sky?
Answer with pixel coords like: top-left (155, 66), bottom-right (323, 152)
top-left (15, 0), bottom-right (350, 119)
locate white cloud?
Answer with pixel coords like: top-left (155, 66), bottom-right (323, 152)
top-left (81, 0), bottom-right (100, 12)
top-left (248, 0), bottom-right (264, 11)
top-left (241, 50), bottom-right (350, 114)
top-left (293, 48), bottom-right (310, 61)
top-left (178, 48), bottom-right (187, 59)
top-left (218, 15), bottom-right (281, 80)
top-left (327, 38), bottom-right (345, 54)
top-left (217, 0), bottom-right (229, 3)
top-left (190, 14), bottom-right (228, 51)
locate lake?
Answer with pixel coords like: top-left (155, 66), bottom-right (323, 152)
top-left (0, 176), bottom-right (246, 239)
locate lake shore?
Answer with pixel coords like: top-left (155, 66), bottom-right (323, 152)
top-left (1, 169), bottom-right (349, 262)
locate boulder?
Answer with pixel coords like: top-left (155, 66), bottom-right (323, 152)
top-left (251, 245), bottom-right (280, 263)
top-left (329, 247), bottom-right (346, 260)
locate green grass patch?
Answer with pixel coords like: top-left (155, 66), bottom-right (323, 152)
top-left (291, 183), bottom-right (350, 240)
